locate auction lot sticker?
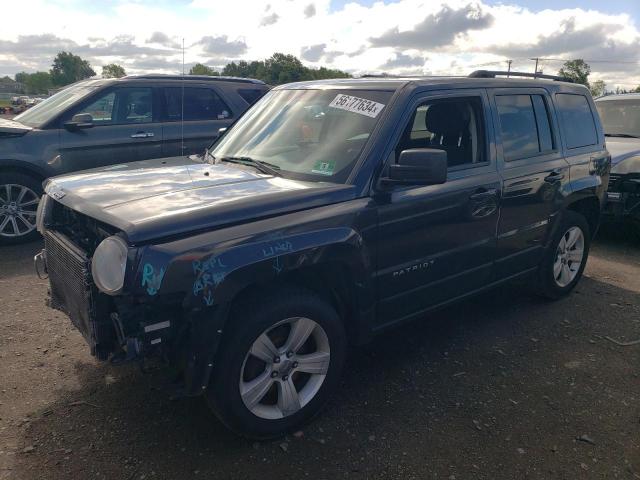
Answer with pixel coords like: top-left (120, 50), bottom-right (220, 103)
top-left (329, 94), bottom-right (385, 118)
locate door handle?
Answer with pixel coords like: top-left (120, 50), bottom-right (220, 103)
top-left (131, 132), bottom-right (154, 138)
top-left (469, 188), bottom-right (498, 200)
top-left (544, 171), bottom-right (565, 183)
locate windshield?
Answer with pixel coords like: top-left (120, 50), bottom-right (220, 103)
top-left (596, 99), bottom-right (640, 137)
top-left (14, 80), bottom-right (103, 128)
top-left (211, 88), bottom-right (392, 183)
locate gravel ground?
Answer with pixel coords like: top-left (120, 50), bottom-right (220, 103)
top-left (1, 227), bottom-right (639, 479)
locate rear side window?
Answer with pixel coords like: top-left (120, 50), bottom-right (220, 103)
top-left (237, 88), bottom-right (266, 105)
top-left (164, 87), bottom-right (232, 121)
top-left (556, 94), bottom-right (598, 149)
top-left (495, 94), bottom-right (555, 161)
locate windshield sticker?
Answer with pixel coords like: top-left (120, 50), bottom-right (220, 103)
top-left (311, 160), bottom-right (336, 176)
top-left (328, 94), bottom-right (385, 118)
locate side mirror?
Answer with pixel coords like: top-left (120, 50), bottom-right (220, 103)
top-left (384, 148), bottom-right (448, 185)
top-left (64, 113), bottom-right (94, 131)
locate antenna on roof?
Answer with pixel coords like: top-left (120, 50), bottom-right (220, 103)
top-left (181, 38), bottom-right (185, 157)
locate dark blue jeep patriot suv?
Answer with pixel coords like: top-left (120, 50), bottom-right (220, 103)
top-left (35, 71), bottom-right (610, 438)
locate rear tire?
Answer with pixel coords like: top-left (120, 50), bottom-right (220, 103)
top-left (0, 172), bottom-right (42, 245)
top-left (536, 210), bottom-right (591, 299)
top-left (206, 287), bottom-right (347, 439)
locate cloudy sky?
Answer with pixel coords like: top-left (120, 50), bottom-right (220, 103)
top-left (1, 0), bottom-right (639, 89)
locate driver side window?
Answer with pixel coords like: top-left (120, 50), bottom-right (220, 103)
top-left (395, 96), bottom-right (487, 169)
top-left (75, 88), bottom-right (153, 126)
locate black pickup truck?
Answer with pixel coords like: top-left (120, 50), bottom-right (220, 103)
top-left (35, 71), bottom-right (610, 438)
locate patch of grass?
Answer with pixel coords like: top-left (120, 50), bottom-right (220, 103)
top-left (0, 99), bottom-right (11, 108)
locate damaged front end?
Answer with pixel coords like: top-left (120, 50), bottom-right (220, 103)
top-left (36, 196), bottom-right (225, 396)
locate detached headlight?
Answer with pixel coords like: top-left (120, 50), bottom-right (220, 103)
top-left (91, 235), bottom-right (128, 295)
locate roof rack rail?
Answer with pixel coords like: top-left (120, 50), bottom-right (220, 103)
top-left (468, 70), bottom-right (573, 83)
top-left (123, 74), bottom-right (265, 85)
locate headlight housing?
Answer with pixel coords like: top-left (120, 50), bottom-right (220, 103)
top-left (91, 235), bottom-right (128, 295)
top-left (35, 194), bottom-right (51, 234)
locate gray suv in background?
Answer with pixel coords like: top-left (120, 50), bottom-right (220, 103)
top-left (0, 75), bottom-right (269, 244)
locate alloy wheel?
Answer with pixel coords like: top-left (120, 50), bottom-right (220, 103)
top-left (239, 317), bottom-right (331, 420)
top-left (0, 184), bottom-right (40, 238)
top-left (553, 226), bottom-right (585, 287)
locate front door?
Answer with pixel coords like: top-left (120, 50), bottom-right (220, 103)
top-left (374, 90), bottom-right (501, 329)
top-left (489, 89), bottom-right (570, 279)
top-left (58, 87), bottom-right (163, 174)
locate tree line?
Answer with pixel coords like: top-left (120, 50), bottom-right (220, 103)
top-left (557, 59), bottom-right (640, 97)
top-left (189, 53), bottom-right (351, 84)
top-left (9, 52), bottom-right (125, 95)
top-left (5, 50), bottom-right (640, 97)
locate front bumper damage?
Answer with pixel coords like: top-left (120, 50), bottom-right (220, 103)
top-left (36, 229), bottom-right (228, 397)
top-left (602, 174), bottom-right (640, 221)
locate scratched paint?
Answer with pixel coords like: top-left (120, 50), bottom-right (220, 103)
top-left (192, 257), bottom-right (227, 306)
top-left (142, 263), bottom-right (165, 296)
top-left (261, 240), bottom-right (293, 258)
top-left (192, 239), bottom-right (295, 305)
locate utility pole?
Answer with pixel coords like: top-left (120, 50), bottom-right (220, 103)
top-left (507, 59), bottom-right (512, 77)
top-left (530, 58), bottom-right (539, 78)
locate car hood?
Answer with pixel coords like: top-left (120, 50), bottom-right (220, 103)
top-left (605, 137), bottom-right (640, 174)
top-left (0, 118), bottom-right (32, 136)
top-left (44, 156), bottom-right (357, 244)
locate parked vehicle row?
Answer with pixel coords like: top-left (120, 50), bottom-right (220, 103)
top-left (0, 74), bottom-right (269, 243)
top-left (594, 93), bottom-right (640, 230)
top-left (34, 71), bottom-right (610, 438)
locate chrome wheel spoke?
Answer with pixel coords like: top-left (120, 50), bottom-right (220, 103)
top-left (19, 198), bottom-right (39, 207)
top-left (565, 228), bottom-right (580, 249)
top-left (553, 257), bottom-right (563, 278)
top-left (285, 317), bottom-right (316, 353)
top-left (240, 371), bottom-right (274, 410)
top-left (16, 186), bottom-right (27, 204)
top-left (0, 215), bottom-right (10, 233)
top-left (239, 316), bottom-right (331, 420)
top-left (250, 333), bottom-right (279, 363)
top-left (2, 185), bottom-right (11, 203)
top-left (0, 184), bottom-right (39, 238)
top-left (277, 377), bottom-right (301, 416)
top-left (553, 226), bottom-right (585, 287)
top-left (296, 351), bottom-right (330, 375)
top-left (9, 216), bottom-right (19, 235)
top-left (16, 214), bottom-right (35, 229)
top-left (566, 249), bottom-right (583, 263)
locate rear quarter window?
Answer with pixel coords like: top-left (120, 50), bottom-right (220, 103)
top-left (237, 88), bottom-right (267, 105)
top-left (556, 93), bottom-right (598, 149)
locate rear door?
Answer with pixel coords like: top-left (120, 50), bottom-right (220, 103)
top-left (490, 88), bottom-right (569, 279)
top-left (161, 85), bottom-right (235, 157)
top-left (58, 86), bottom-right (162, 173)
top-left (555, 92), bottom-right (608, 197)
top-left (374, 89), bottom-right (501, 328)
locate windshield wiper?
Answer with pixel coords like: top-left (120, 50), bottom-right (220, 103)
top-left (605, 133), bottom-right (640, 138)
top-left (217, 156), bottom-right (281, 176)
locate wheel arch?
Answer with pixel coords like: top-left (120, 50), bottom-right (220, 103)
top-left (0, 160), bottom-right (48, 185)
top-left (227, 260), bottom-right (367, 346)
top-left (565, 195), bottom-right (601, 238)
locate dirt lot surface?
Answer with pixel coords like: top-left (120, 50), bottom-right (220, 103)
top-left (1, 227), bottom-right (639, 479)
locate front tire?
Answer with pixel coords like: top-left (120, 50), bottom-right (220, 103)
top-left (206, 287), bottom-right (347, 439)
top-left (536, 210), bottom-right (591, 299)
top-left (0, 172), bottom-right (42, 245)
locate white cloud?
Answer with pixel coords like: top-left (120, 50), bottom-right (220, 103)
top-left (0, 0), bottom-right (638, 90)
